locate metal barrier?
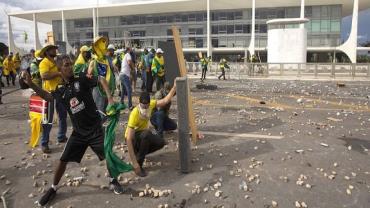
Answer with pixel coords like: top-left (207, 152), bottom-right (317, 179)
top-left (185, 62), bottom-right (370, 79)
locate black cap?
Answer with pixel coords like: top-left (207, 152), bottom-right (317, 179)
top-left (139, 92), bottom-right (150, 104)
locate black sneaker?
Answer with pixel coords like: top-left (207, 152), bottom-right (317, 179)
top-left (109, 179), bottom-right (125, 195)
top-left (38, 187), bottom-right (56, 206)
top-left (41, 146), bottom-right (51, 154)
top-left (57, 137), bottom-right (68, 144)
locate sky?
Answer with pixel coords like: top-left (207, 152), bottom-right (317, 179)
top-left (0, 0), bottom-right (369, 51)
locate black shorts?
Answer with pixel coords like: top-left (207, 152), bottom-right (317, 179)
top-left (60, 128), bottom-right (105, 163)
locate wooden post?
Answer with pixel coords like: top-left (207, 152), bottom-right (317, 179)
top-left (172, 26), bottom-right (199, 144)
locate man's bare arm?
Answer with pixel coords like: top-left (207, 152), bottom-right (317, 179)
top-left (98, 77), bottom-right (114, 104)
top-left (156, 85), bottom-right (176, 108)
top-left (21, 72), bottom-right (53, 102)
top-left (126, 127), bottom-right (139, 169)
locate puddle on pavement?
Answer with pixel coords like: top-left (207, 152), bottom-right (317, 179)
top-left (338, 137), bottom-right (370, 154)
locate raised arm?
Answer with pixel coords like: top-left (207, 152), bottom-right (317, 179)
top-left (21, 71), bottom-right (53, 102)
top-left (156, 84), bottom-right (176, 108)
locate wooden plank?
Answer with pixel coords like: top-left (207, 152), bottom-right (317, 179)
top-left (172, 26), bottom-right (198, 144)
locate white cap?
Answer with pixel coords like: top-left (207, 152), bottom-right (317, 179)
top-left (156, 48), bottom-right (164, 54)
top-left (107, 44), bottom-right (115, 50)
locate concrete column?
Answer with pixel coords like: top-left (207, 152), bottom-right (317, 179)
top-left (61, 10), bottom-right (66, 42)
top-left (300, 0), bottom-right (305, 29)
top-left (33, 13), bottom-right (42, 50)
top-left (7, 15), bottom-right (13, 53)
top-left (206, 0), bottom-right (212, 59)
top-left (93, 8), bottom-right (97, 39)
top-left (249, 0), bottom-right (256, 56)
top-left (176, 77), bottom-right (191, 173)
top-left (337, 0), bottom-right (359, 63)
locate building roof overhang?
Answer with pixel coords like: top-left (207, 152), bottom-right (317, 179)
top-left (8, 0), bottom-right (370, 24)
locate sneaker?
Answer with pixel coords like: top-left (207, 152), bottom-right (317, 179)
top-left (41, 146), bottom-right (51, 154)
top-left (38, 187), bottom-right (56, 206)
top-left (109, 179), bottom-right (125, 195)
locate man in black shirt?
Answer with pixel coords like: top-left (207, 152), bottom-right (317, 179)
top-left (21, 55), bottom-right (125, 207)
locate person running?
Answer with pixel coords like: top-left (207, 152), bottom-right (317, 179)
top-left (125, 87), bottom-right (176, 177)
top-left (119, 47), bottom-right (134, 110)
top-left (39, 44), bottom-right (68, 153)
top-left (151, 48), bottom-right (165, 91)
top-left (3, 53), bottom-right (16, 86)
top-left (21, 55), bottom-right (126, 206)
top-left (87, 36), bottom-right (116, 121)
top-left (150, 82), bottom-right (177, 138)
top-left (73, 45), bottom-right (92, 76)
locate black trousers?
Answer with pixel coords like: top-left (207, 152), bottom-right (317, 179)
top-left (5, 71), bottom-right (16, 86)
top-left (218, 68), bottom-right (226, 80)
top-left (133, 130), bottom-right (165, 167)
top-left (155, 75), bottom-right (165, 92)
top-left (146, 71), bottom-right (153, 93)
top-left (201, 67), bottom-right (207, 80)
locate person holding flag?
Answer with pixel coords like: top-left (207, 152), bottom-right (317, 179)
top-left (21, 54), bottom-right (128, 206)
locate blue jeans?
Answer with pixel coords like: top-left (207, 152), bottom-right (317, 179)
top-left (119, 74), bottom-right (132, 108)
top-left (150, 110), bottom-right (177, 138)
top-left (41, 100), bottom-right (67, 147)
top-left (141, 69), bottom-right (147, 89)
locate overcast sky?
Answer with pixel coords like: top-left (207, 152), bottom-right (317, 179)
top-left (0, 0), bottom-right (369, 51)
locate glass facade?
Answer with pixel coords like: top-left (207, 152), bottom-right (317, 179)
top-left (52, 5), bottom-right (342, 49)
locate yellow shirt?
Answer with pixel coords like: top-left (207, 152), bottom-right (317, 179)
top-left (125, 100), bottom-right (157, 138)
top-left (39, 58), bottom-right (62, 92)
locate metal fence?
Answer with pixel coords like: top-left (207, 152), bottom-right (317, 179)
top-left (185, 62), bottom-right (370, 79)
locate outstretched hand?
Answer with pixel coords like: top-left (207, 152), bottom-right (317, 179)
top-left (20, 71), bottom-right (32, 86)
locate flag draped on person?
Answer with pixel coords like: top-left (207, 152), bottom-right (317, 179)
top-left (28, 94), bottom-right (46, 147)
top-left (104, 103), bottom-right (133, 178)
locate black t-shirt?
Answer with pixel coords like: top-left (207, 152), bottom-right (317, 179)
top-left (52, 73), bottom-right (102, 136)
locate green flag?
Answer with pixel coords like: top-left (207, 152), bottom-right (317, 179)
top-left (104, 103), bottom-right (133, 178)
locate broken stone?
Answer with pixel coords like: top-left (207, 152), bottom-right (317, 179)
top-left (295, 201), bottom-right (301, 208)
top-left (0, 175), bottom-right (6, 180)
top-left (215, 190), bottom-right (222, 198)
top-left (349, 185), bottom-right (354, 190)
top-left (344, 176), bottom-right (350, 180)
top-left (346, 188), bottom-right (352, 195)
top-left (139, 192), bottom-right (145, 197)
top-left (320, 143), bottom-right (329, 147)
top-left (301, 202), bottom-right (308, 208)
top-left (333, 163), bottom-right (338, 167)
top-left (272, 201), bottom-right (278, 207)
top-left (5, 180), bottom-right (11, 185)
top-left (28, 193), bottom-right (35, 198)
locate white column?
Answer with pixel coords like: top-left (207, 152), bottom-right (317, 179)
top-left (337, 0), bottom-right (359, 63)
top-left (61, 10), bottom-right (66, 42)
top-left (206, 0), bottom-right (212, 58)
top-left (249, 0), bottom-right (256, 57)
top-left (33, 13), bottom-right (42, 49)
top-left (93, 8), bottom-right (97, 39)
top-left (300, 0), bottom-right (305, 29)
top-left (7, 15), bottom-right (13, 53)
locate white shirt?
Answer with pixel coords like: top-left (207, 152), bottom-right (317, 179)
top-left (120, 53), bottom-right (132, 77)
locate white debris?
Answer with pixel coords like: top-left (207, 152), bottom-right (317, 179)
top-left (346, 188), bottom-right (352, 195)
top-left (320, 143), bottom-right (329, 147)
top-left (272, 200), bottom-right (278, 207)
top-left (215, 190), bottom-right (222, 198)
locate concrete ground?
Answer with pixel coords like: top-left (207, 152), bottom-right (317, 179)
top-left (0, 77), bottom-right (370, 208)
